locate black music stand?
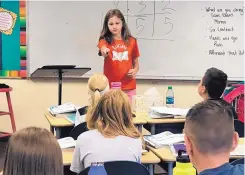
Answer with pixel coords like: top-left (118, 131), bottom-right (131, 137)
top-left (31, 65), bottom-right (91, 105)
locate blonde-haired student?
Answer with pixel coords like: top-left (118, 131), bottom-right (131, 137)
top-left (75, 73), bottom-right (109, 125)
top-left (87, 73), bottom-right (109, 108)
top-left (1, 127), bottom-right (63, 175)
top-left (70, 89), bottom-right (142, 173)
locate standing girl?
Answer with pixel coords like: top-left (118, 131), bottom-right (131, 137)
top-left (98, 9), bottom-right (140, 102)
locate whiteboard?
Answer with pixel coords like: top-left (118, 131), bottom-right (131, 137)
top-left (28, 1), bottom-right (244, 80)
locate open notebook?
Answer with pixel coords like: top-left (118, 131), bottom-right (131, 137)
top-left (144, 131), bottom-right (184, 148)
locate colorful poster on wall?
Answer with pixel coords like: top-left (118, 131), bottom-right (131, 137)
top-left (0, 0), bottom-right (27, 78)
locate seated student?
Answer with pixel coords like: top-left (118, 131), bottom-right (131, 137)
top-left (61, 73), bottom-right (109, 137)
top-left (1, 127), bottom-right (63, 175)
top-left (198, 67), bottom-right (237, 119)
top-left (74, 73), bottom-right (109, 125)
top-left (198, 67), bottom-right (228, 100)
top-left (184, 100), bottom-right (244, 175)
top-left (70, 89), bottom-right (142, 173)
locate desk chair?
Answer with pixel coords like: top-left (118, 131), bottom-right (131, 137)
top-left (231, 158), bottom-right (244, 165)
top-left (0, 87), bottom-right (16, 140)
top-left (234, 119), bottom-right (244, 137)
top-left (69, 122), bottom-right (88, 140)
top-left (78, 161), bottom-right (150, 175)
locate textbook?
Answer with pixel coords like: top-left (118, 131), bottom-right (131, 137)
top-left (48, 102), bottom-right (76, 115)
top-left (144, 131), bottom-right (184, 148)
top-left (50, 112), bottom-right (76, 118)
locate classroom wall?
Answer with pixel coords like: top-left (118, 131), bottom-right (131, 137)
top-left (0, 79), bottom-right (202, 132)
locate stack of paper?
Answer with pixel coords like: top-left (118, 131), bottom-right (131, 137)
top-left (149, 107), bottom-right (189, 119)
top-left (48, 102), bottom-right (76, 115)
top-left (144, 131), bottom-right (185, 148)
top-left (57, 137), bottom-right (76, 149)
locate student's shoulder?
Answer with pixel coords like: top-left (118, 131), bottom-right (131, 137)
top-left (120, 135), bottom-right (142, 145)
top-left (218, 98), bottom-right (232, 106)
top-left (207, 98), bottom-right (232, 107)
top-left (232, 164), bottom-right (244, 174)
top-left (77, 129), bottom-right (101, 140)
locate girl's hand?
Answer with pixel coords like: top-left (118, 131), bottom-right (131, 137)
top-left (127, 69), bottom-right (137, 79)
top-left (101, 46), bottom-right (110, 58)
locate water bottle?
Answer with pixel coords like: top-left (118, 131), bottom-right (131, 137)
top-left (173, 150), bottom-right (196, 175)
top-left (166, 86), bottom-right (174, 107)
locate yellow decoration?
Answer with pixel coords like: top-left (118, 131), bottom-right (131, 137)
top-left (0, 8), bottom-right (17, 35)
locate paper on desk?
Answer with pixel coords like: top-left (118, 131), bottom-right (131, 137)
top-left (150, 107), bottom-right (190, 116)
top-left (230, 145), bottom-right (245, 156)
top-left (57, 137), bottom-right (76, 149)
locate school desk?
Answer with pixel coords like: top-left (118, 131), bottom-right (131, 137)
top-left (148, 138), bottom-right (245, 175)
top-left (62, 148), bottom-right (160, 175)
top-left (136, 112), bottom-right (186, 134)
top-left (45, 113), bottom-right (147, 138)
top-left (146, 118), bottom-right (186, 134)
top-left (142, 128), bottom-right (151, 136)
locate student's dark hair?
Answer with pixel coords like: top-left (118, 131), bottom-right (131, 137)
top-left (202, 67), bottom-right (228, 99)
top-left (3, 127), bottom-right (63, 175)
top-left (184, 100), bottom-right (235, 154)
top-left (99, 9), bottom-right (132, 44)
